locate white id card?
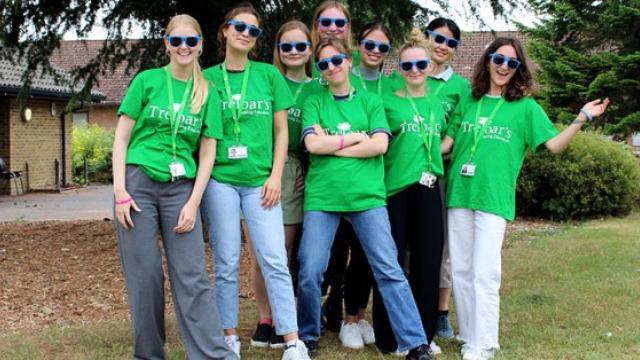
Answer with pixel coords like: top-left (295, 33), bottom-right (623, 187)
top-left (460, 163), bottom-right (476, 177)
top-left (419, 171), bottom-right (437, 188)
top-left (228, 145), bottom-right (248, 159)
top-left (169, 161), bottom-right (187, 181)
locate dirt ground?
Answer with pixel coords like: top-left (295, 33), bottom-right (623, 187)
top-left (0, 218), bottom-right (556, 333)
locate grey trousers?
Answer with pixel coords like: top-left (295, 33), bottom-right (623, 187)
top-left (115, 165), bottom-right (237, 360)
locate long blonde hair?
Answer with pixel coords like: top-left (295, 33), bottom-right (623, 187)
top-left (311, 1), bottom-right (353, 54)
top-left (165, 14), bottom-right (208, 115)
top-left (273, 21), bottom-right (313, 77)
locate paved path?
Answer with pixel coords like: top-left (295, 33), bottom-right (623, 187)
top-left (0, 185), bottom-right (113, 222)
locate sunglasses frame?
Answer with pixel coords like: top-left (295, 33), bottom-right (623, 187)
top-left (360, 39), bottom-right (391, 54)
top-left (316, 54), bottom-right (349, 72)
top-left (426, 30), bottom-right (460, 49)
top-left (165, 35), bottom-right (202, 48)
top-left (227, 19), bottom-right (263, 38)
top-left (316, 17), bottom-right (349, 29)
top-left (488, 53), bottom-right (521, 70)
top-left (278, 41), bottom-right (311, 53)
top-left (399, 59), bottom-right (431, 72)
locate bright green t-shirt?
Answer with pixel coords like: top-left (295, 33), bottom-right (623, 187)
top-left (285, 77), bottom-right (324, 154)
top-left (383, 92), bottom-right (447, 197)
top-left (302, 89), bottom-right (390, 212)
top-left (118, 67), bottom-right (223, 183)
top-left (427, 72), bottom-right (471, 122)
top-left (349, 67), bottom-right (404, 97)
top-left (446, 95), bottom-right (560, 220)
top-left (203, 61), bottom-right (295, 187)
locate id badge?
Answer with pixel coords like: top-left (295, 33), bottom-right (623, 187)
top-left (228, 145), bottom-right (248, 159)
top-left (419, 171), bottom-right (437, 188)
top-left (460, 163), bottom-right (476, 177)
top-left (169, 161), bottom-right (187, 181)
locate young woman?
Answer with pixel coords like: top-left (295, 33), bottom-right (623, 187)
top-left (424, 17), bottom-right (471, 342)
top-left (112, 14), bottom-right (235, 360)
top-left (372, 28), bottom-right (446, 356)
top-left (310, 0), bottom-right (355, 79)
top-left (441, 37), bottom-right (609, 360)
top-left (350, 22), bottom-right (398, 96)
top-left (297, 38), bottom-right (432, 360)
top-left (201, 5), bottom-right (309, 360)
top-left (246, 20), bottom-right (321, 351)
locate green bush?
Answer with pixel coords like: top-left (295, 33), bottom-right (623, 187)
top-left (517, 128), bottom-right (640, 221)
top-left (72, 124), bottom-right (114, 184)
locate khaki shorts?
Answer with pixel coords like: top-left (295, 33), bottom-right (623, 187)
top-left (281, 154), bottom-right (304, 225)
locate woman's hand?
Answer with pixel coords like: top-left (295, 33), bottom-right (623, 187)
top-left (261, 175), bottom-right (282, 209)
top-left (295, 173), bottom-right (306, 193)
top-left (174, 199), bottom-right (198, 233)
top-left (115, 190), bottom-right (141, 230)
top-left (582, 98), bottom-right (610, 118)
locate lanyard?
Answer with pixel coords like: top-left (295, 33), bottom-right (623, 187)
top-left (165, 66), bottom-right (193, 160)
top-left (292, 79), bottom-right (308, 103)
top-left (469, 96), bottom-right (505, 162)
top-left (431, 81), bottom-right (445, 97)
top-left (221, 61), bottom-right (251, 144)
top-left (405, 88), bottom-right (436, 171)
top-left (354, 67), bottom-right (382, 96)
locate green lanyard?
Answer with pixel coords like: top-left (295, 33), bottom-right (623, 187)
top-left (357, 73), bottom-right (382, 96)
top-left (165, 66), bottom-right (193, 160)
top-left (469, 96), bottom-right (505, 162)
top-left (405, 88), bottom-right (436, 171)
top-left (292, 78), bottom-right (308, 103)
top-left (431, 81), bottom-right (445, 97)
top-left (221, 61), bottom-right (251, 144)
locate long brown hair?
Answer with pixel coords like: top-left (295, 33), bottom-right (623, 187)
top-left (471, 37), bottom-right (534, 101)
top-left (273, 21), bottom-right (313, 77)
top-left (311, 1), bottom-right (353, 53)
top-left (216, 3), bottom-right (263, 59)
top-left (165, 14), bottom-right (208, 114)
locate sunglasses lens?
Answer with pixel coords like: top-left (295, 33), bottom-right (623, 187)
top-left (400, 62), bottom-right (413, 71)
top-left (447, 39), bottom-right (458, 48)
top-left (335, 19), bottom-right (346, 28)
top-left (248, 27), bottom-right (261, 37)
top-left (435, 35), bottom-right (446, 44)
top-left (295, 43), bottom-right (308, 52)
top-left (185, 37), bottom-right (199, 47)
top-left (507, 60), bottom-right (519, 69)
top-left (317, 61), bottom-right (329, 71)
top-left (234, 23), bottom-right (247, 33)
top-left (280, 43), bottom-right (293, 52)
top-left (169, 37), bottom-right (182, 47)
top-left (331, 56), bottom-right (344, 66)
top-left (363, 41), bottom-right (376, 51)
top-left (492, 55), bottom-right (505, 65)
top-left (320, 18), bottom-right (332, 27)
top-left (416, 60), bottom-right (429, 70)
top-left (378, 44), bottom-right (390, 53)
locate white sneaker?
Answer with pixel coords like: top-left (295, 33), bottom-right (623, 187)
top-left (357, 319), bottom-right (375, 345)
top-left (389, 348), bottom-right (409, 357)
top-left (224, 335), bottom-right (241, 359)
top-left (339, 321), bottom-right (365, 349)
top-left (430, 341), bottom-right (442, 355)
top-left (282, 339), bottom-right (311, 360)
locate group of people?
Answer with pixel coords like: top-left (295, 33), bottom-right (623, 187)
top-left (112, 1), bottom-right (610, 360)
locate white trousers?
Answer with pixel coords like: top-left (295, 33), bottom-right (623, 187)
top-left (448, 208), bottom-right (507, 351)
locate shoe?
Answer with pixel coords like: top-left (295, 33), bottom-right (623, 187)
top-left (269, 327), bottom-right (285, 349)
top-left (385, 348), bottom-right (409, 357)
top-left (480, 347), bottom-right (498, 360)
top-left (282, 339), bottom-right (311, 360)
top-left (302, 340), bottom-right (319, 358)
top-left (357, 319), bottom-right (375, 345)
top-left (430, 341), bottom-right (442, 355)
top-left (224, 335), bottom-right (241, 359)
top-left (339, 321), bottom-right (364, 349)
top-left (250, 323), bottom-right (270, 348)
top-left (321, 296), bottom-right (343, 333)
top-left (406, 344), bottom-right (433, 360)
top-left (436, 314), bottom-right (454, 338)
top-left (461, 343), bottom-right (472, 356)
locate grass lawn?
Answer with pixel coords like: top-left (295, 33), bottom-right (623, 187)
top-left (1, 213), bottom-right (639, 359)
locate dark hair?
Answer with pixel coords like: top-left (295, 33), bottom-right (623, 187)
top-left (217, 3), bottom-right (263, 58)
top-left (357, 22), bottom-right (392, 45)
top-left (471, 37), bottom-right (535, 101)
top-left (425, 17), bottom-right (461, 41)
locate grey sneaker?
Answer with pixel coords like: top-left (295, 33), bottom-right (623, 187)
top-left (282, 339), bottom-right (311, 360)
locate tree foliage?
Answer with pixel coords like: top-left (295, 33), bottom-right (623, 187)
top-left (525, 0), bottom-right (640, 138)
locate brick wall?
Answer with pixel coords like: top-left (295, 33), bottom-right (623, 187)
top-left (0, 98), bottom-right (9, 194)
top-left (88, 104), bottom-right (119, 129)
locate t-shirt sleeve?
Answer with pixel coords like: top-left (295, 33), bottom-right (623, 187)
top-left (526, 98), bottom-right (560, 152)
top-left (270, 67), bottom-right (295, 112)
top-left (201, 85), bottom-right (223, 140)
top-left (367, 94), bottom-right (391, 136)
top-left (301, 95), bottom-right (321, 145)
top-left (117, 72), bottom-right (146, 120)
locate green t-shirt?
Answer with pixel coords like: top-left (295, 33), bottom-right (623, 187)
top-left (349, 67), bottom-right (404, 97)
top-left (302, 89), bottom-right (390, 212)
top-left (427, 72), bottom-right (471, 122)
top-left (285, 77), bottom-right (324, 154)
top-left (383, 92), bottom-right (447, 197)
top-left (446, 95), bottom-right (559, 220)
top-left (118, 67), bottom-right (223, 183)
top-left (203, 61), bottom-right (295, 187)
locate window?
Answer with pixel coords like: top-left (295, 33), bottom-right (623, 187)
top-left (72, 112), bottom-right (88, 127)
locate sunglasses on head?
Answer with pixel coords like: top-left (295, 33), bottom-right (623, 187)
top-left (165, 35), bottom-right (201, 48)
top-left (278, 41), bottom-right (311, 53)
top-left (360, 39), bottom-right (391, 54)
top-left (316, 54), bottom-right (349, 72)
top-left (489, 53), bottom-right (521, 70)
top-left (227, 19), bottom-right (263, 38)
top-left (399, 59), bottom-right (430, 72)
top-left (317, 17), bottom-right (349, 28)
top-left (426, 30), bottom-right (460, 49)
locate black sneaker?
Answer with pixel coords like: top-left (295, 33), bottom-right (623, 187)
top-left (406, 344), bottom-right (433, 360)
top-left (321, 296), bottom-right (342, 333)
top-left (303, 339), bottom-right (319, 358)
top-left (250, 322), bottom-right (271, 348)
top-left (269, 326), bottom-right (285, 349)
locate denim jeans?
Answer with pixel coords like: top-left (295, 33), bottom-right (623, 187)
top-left (297, 207), bottom-right (427, 351)
top-left (201, 179), bottom-right (298, 335)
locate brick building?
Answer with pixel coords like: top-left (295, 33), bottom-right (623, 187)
top-left (0, 57), bottom-right (103, 195)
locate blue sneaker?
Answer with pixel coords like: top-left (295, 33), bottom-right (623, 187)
top-left (436, 314), bottom-right (454, 338)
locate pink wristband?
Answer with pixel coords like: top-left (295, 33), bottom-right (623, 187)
top-left (339, 135), bottom-right (345, 150)
top-left (115, 196), bottom-right (133, 205)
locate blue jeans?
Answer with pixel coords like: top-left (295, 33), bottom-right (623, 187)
top-left (201, 179), bottom-right (298, 335)
top-left (297, 207), bottom-right (427, 351)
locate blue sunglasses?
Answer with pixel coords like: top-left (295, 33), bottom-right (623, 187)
top-left (489, 53), bottom-right (521, 70)
top-left (399, 59), bottom-right (430, 72)
top-left (426, 30), bottom-right (460, 49)
top-left (165, 35), bottom-right (201, 48)
top-left (227, 19), bottom-right (263, 38)
top-left (317, 17), bottom-right (349, 28)
top-left (278, 41), bottom-right (311, 53)
top-left (316, 54), bottom-right (349, 71)
top-left (360, 40), bottom-right (391, 53)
